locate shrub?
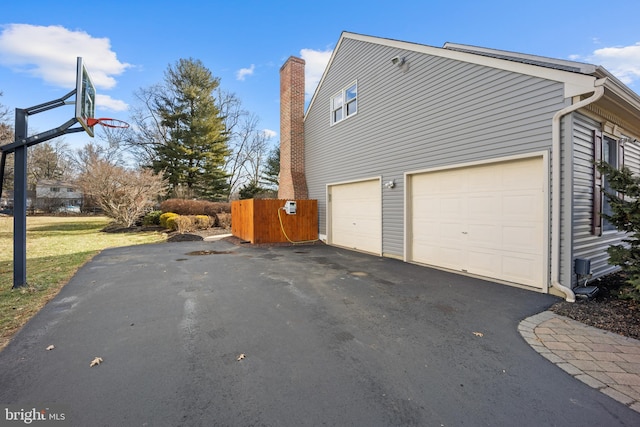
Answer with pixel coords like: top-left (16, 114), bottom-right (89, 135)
top-left (173, 215), bottom-right (195, 234)
top-left (160, 198), bottom-right (230, 215)
top-left (597, 161), bottom-right (640, 300)
top-left (143, 210), bottom-right (162, 226)
top-left (165, 215), bottom-right (179, 231)
top-left (217, 212), bottom-right (232, 229)
top-left (159, 212), bottom-right (179, 228)
top-left (193, 215), bottom-right (214, 230)
top-left (76, 158), bottom-right (167, 228)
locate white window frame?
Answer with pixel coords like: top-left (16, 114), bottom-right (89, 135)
top-left (602, 135), bottom-right (620, 232)
top-left (330, 80), bottom-right (357, 126)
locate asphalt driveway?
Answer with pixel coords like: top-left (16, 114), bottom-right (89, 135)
top-left (1, 239), bottom-right (638, 426)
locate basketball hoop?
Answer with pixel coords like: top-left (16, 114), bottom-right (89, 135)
top-left (86, 118), bottom-right (130, 129)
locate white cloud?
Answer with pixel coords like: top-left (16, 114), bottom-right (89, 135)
top-left (572, 42), bottom-right (640, 87)
top-left (96, 94), bottom-right (128, 112)
top-left (262, 128), bottom-right (277, 139)
top-left (236, 64), bottom-right (255, 81)
top-left (300, 48), bottom-right (333, 98)
top-left (592, 43), bottom-right (640, 86)
top-left (0, 24), bottom-right (130, 91)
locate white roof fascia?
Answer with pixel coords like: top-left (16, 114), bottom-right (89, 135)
top-left (597, 66), bottom-right (640, 113)
top-left (442, 42), bottom-right (598, 74)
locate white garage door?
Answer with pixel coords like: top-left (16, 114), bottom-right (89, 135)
top-left (409, 157), bottom-right (545, 289)
top-left (329, 179), bottom-right (381, 255)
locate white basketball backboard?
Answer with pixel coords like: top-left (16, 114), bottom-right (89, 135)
top-left (75, 57), bottom-right (96, 137)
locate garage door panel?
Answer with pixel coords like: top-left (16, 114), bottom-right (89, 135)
top-left (502, 194), bottom-right (541, 219)
top-left (467, 251), bottom-right (543, 288)
top-left (467, 223), bottom-right (500, 248)
top-left (468, 168), bottom-right (496, 191)
top-left (468, 194), bottom-right (499, 218)
top-left (435, 246), bottom-right (467, 271)
top-left (502, 224), bottom-right (543, 254)
top-left (441, 196), bottom-right (467, 218)
top-left (502, 162), bottom-right (541, 188)
top-left (467, 250), bottom-right (501, 276)
top-left (439, 171), bottom-right (468, 193)
top-left (330, 179), bottom-right (381, 254)
top-left (410, 157), bottom-right (545, 289)
top-left (501, 255), bottom-right (543, 287)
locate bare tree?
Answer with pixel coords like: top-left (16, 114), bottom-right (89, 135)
top-left (125, 85), bottom-right (170, 166)
top-left (27, 140), bottom-right (73, 188)
top-left (218, 90), bottom-right (273, 198)
top-left (0, 92), bottom-right (14, 202)
top-left (0, 92), bottom-right (10, 135)
top-left (74, 141), bottom-right (123, 172)
top-left (76, 147), bottom-right (167, 227)
top-left (224, 111), bottom-right (258, 195)
top-left (242, 127), bottom-right (271, 186)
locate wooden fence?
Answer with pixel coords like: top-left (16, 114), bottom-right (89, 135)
top-left (231, 199), bottom-right (318, 244)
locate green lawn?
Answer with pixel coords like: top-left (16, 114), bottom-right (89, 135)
top-left (0, 216), bottom-right (166, 349)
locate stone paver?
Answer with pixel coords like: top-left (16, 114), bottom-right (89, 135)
top-left (519, 311), bottom-right (640, 413)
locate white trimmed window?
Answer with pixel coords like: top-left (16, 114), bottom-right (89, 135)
top-left (592, 130), bottom-right (625, 236)
top-left (331, 81), bottom-right (357, 125)
top-left (602, 136), bottom-right (621, 232)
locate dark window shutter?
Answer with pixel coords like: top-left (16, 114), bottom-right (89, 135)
top-left (592, 129), bottom-right (603, 236)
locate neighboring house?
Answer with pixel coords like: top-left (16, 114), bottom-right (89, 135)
top-left (35, 179), bottom-right (83, 211)
top-left (278, 32), bottom-right (640, 301)
top-left (0, 190), bottom-right (35, 210)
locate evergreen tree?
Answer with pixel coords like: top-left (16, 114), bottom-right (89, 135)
top-left (597, 161), bottom-right (640, 300)
top-left (261, 146), bottom-right (280, 189)
top-left (152, 58), bottom-right (229, 200)
top-left (238, 180), bottom-right (265, 199)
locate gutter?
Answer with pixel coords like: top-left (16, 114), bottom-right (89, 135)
top-left (550, 78), bottom-right (607, 302)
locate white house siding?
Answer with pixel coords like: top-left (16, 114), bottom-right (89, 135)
top-left (305, 36), bottom-right (567, 259)
top-left (571, 112), bottom-right (639, 285)
top-left (35, 181), bottom-right (83, 210)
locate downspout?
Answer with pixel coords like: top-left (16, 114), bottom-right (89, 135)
top-left (551, 78), bottom-right (607, 302)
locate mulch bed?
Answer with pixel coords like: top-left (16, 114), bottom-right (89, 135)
top-left (550, 272), bottom-right (640, 340)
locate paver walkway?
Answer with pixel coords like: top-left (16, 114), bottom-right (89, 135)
top-left (520, 311), bottom-right (640, 413)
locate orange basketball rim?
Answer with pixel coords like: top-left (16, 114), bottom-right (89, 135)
top-left (86, 118), bottom-right (130, 128)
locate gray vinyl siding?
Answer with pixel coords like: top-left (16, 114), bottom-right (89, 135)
top-left (305, 37), bottom-right (566, 258)
top-left (571, 112), bottom-right (640, 284)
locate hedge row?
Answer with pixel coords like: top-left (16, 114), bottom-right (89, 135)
top-left (159, 199), bottom-right (230, 215)
top-left (157, 213), bottom-right (217, 233)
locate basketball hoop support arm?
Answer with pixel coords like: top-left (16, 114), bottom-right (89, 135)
top-left (0, 88), bottom-right (86, 289)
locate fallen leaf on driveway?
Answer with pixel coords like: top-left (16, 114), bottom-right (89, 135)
top-left (45, 345), bottom-right (55, 351)
top-left (237, 353), bottom-right (246, 361)
top-left (90, 357), bottom-right (103, 367)
top-left (473, 332), bottom-right (484, 337)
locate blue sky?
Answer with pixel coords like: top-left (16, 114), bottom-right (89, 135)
top-left (1, 0), bottom-right (639, 151)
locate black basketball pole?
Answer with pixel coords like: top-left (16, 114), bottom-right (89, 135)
top-left (13, 109), bottom-right (27, 287)
top-left (1, 90), bottom-right (84, 288)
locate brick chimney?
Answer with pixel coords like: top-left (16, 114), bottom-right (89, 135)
top-left (278, 56), bottom-right (308, 200)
